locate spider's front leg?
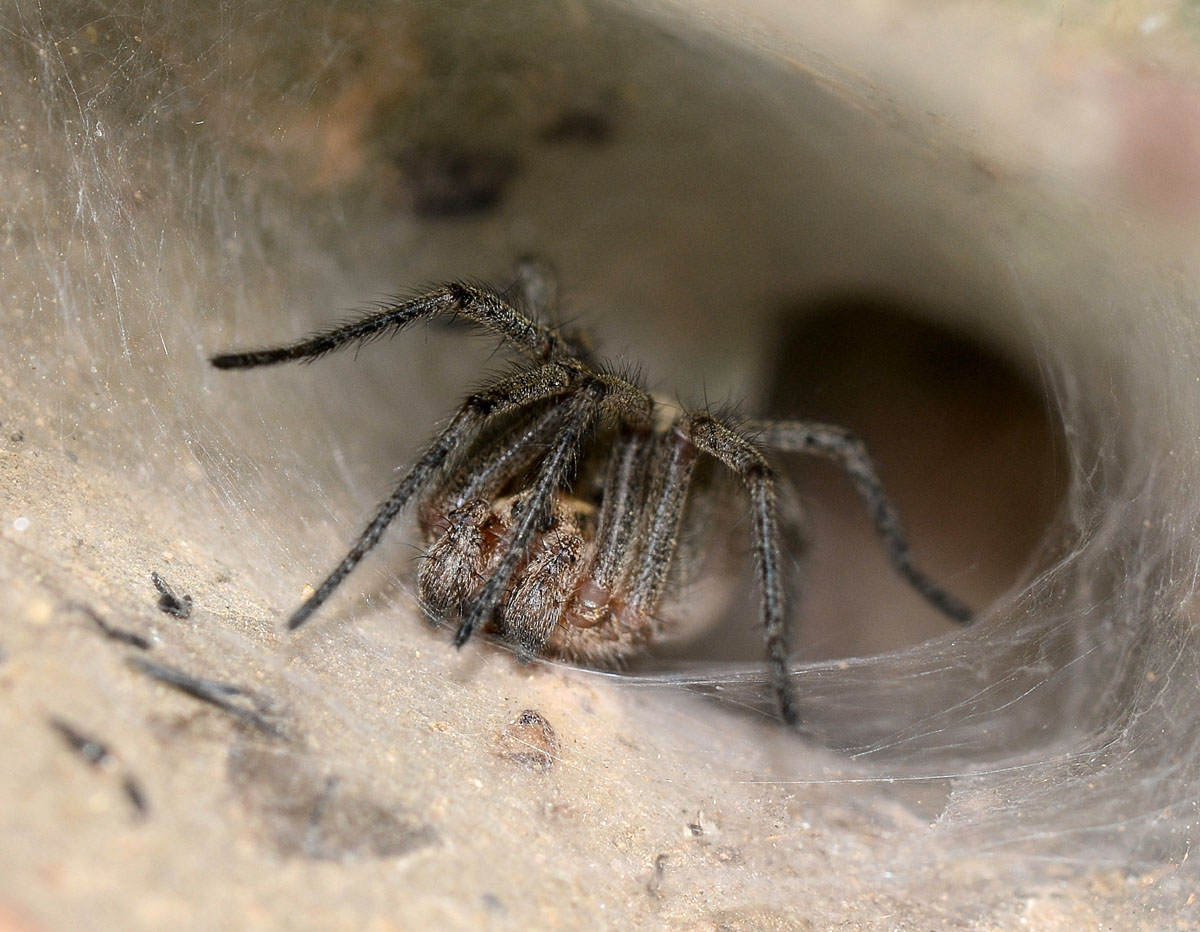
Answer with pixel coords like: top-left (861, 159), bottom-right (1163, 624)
top-left (284, 363), bottom-right (578, 630)
top-left (210, 278), bottom-right (579, 371)
top-left (564, 427), bottom-right (654, 630)
top-left (417, 402), bottom-right (580, 620)
top-left (452, 379), bottom-right (607, 649)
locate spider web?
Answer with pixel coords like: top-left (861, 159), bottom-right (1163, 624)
top-left (1, 0), bottom-right (1197, 927)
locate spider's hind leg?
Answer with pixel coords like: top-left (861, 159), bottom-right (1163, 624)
top-left (510, 256), bottom-right (560, 320)
top-left (507, 256), bottom-right (596, 364)
top-left (751, 421), bottom-right (974, 625)
top-left (679, 412), bottom-right (799, 726)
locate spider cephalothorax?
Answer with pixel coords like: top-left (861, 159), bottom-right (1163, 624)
top-left (212, 262), bottom-right (972, 724)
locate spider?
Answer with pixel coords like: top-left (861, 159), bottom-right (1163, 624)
top-left (211, 261), bottom-right (973, 725)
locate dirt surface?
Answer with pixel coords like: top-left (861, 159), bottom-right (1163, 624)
top-left (0, 446), bottom-right (1174, 929)
top-left (2, 1), bottom-right (1199, 929)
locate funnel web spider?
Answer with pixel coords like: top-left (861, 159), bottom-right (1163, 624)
top-left (212, 262), bottom-right (973, 724)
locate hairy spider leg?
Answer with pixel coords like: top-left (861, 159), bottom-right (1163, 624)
top-left (505, 257), bottom-right (599, 364)
top-left (453, 380), bottom-right (606, 649)
top-left (440, 403), bottom-right (575, 509)
top-left (416, 401), bottom-right (581, 618)
top-left (556, 423), bottom-right (701, 654)
top-left (286, 364), bottom-right (579, 630)
top-left (676, 413), bottom-right (798, 726)
top-left (549, 374), bottom-right (659, 631)
top-left (210, 281), bottom-right (581, 371)
top-left (626, 429), bottom-right (699, 617)
top-left (751, 421), bottom-right (974, 625)
top-left (580, 427), bottom-right (654, 604)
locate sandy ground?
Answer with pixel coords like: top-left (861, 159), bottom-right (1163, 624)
top-left (2, 1), bottom-right (1199, 929)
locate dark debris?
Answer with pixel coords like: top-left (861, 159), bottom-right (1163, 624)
top-left (150, 571), bottom-right (193, 619)
top-left (646, 853), bottom-right (669, 899)
top-left (121, 775), bottom-right (150, 816)
top-left (69, 602), bottom-right (152, 650)
top-left (49, 716), bottom-right (115, 768)
top-left (48, 716), bottom-right (149, 818)
top-left (128, 656), bottom-right (283, 738)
